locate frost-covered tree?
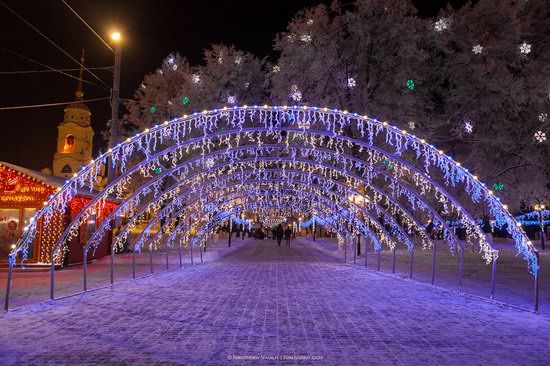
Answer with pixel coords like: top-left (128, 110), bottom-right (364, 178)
top-left (123, 45), bottom-right (265, 132)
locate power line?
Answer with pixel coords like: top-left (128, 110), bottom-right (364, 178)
top-left (0, 97), bottom-right (109, 111)
top-left (0, 0), bottom-right (111, 90)
top-left (59, 0), bottom-right (114, 53)
top-left (0, 66), bottom-right (112, 75)
top-left (0, 47), bottom-right (107, 89)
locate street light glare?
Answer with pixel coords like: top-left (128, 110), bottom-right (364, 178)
top-left (111, 32), bottom-right (121, 41)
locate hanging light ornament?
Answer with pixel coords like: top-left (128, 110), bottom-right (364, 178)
top-left (408, 121), bottom-right (416, 130)
top-left (227, 95), bottom-right (237, 104)
top-left (192, 74), bottom-right (201, 84)
top-left (181, 96), bottom-right (190, 105)
top-left (492, 182), bottom-right (505, 191)
top-left (149, 106), bottom-right (156, 113)
top-left (539, 113), bottom-right (547, 123)
top-left (300, 34), bottom-right (312, 43)
top-left (406, 79), bottom-right (415, 90)
top-left (519, 41), bottom-right (532, 54)
top-left (434, 18), bottom-right (449, 32)
top-left (347, 77), bottom-right (356, 88)
top-left (472, 44), bottom-right (483, 54)
top-left (272, 65), bottom-right (281, 73)
top-left (534, 130), bottom-right (547, 143)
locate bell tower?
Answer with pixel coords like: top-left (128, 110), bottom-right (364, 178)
top-left (53, 50), bottom-right (94, 179)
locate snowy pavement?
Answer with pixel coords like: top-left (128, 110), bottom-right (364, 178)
top-left (1, 238), bottom-right (549, 365)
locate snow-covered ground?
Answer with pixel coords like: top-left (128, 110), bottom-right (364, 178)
top-left (0, 238), bottom-right (549, 365)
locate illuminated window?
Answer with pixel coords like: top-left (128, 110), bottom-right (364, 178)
top-left (61, 164), bottom-right (72, 174)
top-left (63, 135), bottom-right (75, 153)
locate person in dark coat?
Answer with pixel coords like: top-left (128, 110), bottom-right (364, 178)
top-left (275, 224), bottom-right (284, 246)
top-left (284, 227), bottom-right (292, 246)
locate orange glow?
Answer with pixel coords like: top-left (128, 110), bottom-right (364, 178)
top-left (63, 135), bottom-right (75, 153)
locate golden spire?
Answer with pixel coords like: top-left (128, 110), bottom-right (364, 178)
top-left (75, 49), bottom-right (85, 101)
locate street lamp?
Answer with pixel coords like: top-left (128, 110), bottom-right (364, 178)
top-left (534, 204), bottom-right (546, 250)
top-left (108, 31), bottom-right (122, 183)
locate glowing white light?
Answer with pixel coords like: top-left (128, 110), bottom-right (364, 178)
top-left (539, 113), bottom-right (547, 122)
top-left (140, 83), bottom-right (146, 89)
top-left (534, 130), bottom-right (547, 143)
top-left (272, 65), bottom-right (280, 73)
top-left (306, 19), bottom-right (313, 25)
top-left (472, 44), bottom-right (483, 54)
top-left (192, 74), bottom-right (201, 84)
top-left (519, 41), bottom-right (531, 54)
top-left (227, 95), bottom-right (237, 104)
top-left (234, 56), bottom-right (242, 64)
top-left (434, 18), bottom-right (449, 32)
top-left (167, 57), bottom-right (174, 64)
top-left (408, 121), bottom-right (415, 130)
top-left (172, 64), bottom-right (178, 71)
top-left (244, 82), bottom-right (250, 88)
top-left (300, 34), bottom-right (312, 42)
top-left (464, 121), bottom-right (474, 134)
top-left (347, 77), bottom-right (356, 88)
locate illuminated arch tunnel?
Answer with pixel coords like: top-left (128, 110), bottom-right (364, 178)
top-left (5, 105), bottom-right (540, 311)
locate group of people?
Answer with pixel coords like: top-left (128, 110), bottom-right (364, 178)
top-left (274, 224), bottom-right (292, 246)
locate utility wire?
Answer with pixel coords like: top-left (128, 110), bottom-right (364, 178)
top-left (0, 0), bottom-right (111, 89)
top-left (0, 47), bottom-right (107, 89)
top-left (0, 66), bottom-right (112, 74)
top-left (0, 97), bottom-right (109, 111)
top-left (59, 0), bottom-right (114, 53)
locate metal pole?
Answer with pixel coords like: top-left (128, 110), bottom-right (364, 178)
top-left (377, 249), bottom-right (381, 271)
top-left (364, 238), bottom-right (368, 268)
top-left (313, 219), bottom-right (316, 242)
top-left (178, 241), bottom-right (182, 268)
top-left (458, 247), bottom-right (464, 292)
top-left (83, 249), bottom-right (88, 291)
top-left (431, 242), bottom-right (437, 285)
top-left (228, 220), bottom-right (232, 247)
top-left (353, 236), bottom-right (357, 264)
top-left (344, 236), bottom-right (347, 263)
top-left (409, 248), bottom-right (414, 279)
top-left (50, 253), bottom-right (55, 300)
top-left (165, 242), bottom-right (169, 270)
top-left (199, 242), bottom-right (203, 263)
top-left (149, 246), bottom-right (153, 274)
top-left (4, 255), bottom-right (14, 312)
top-left (132, 248), bottom-right (136, 279)
top-left (540, 211), bottom-right (546, 250)
top-left (490, 256), bottom-right (497, 300)
top-left (392, 247), bottom-right (396, 273)
top-left (534, 252), bottom-right (540, 313)
top-left (190, 240), bottom-right (194, 265)
top-left (108, 40), bottom-right (122, 183)
top-left (110, 246), bottom-right (115, 286)
top-left (357, 234), bottom-right (361, 256)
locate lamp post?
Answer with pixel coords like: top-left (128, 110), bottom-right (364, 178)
top-left (108, 31), bottom-right (122, 183)
top-left (534, 204), bottom-right (546, 250)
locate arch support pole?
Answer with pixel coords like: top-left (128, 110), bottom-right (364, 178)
top-left (490, 257), bottom-right (497, 300)
top-left (353, 235), bottom-right (357, 264)
top-left (392, 247), bottom-right (396, 273)
top-left (149, 246), bottom-right (153, 274)
top-left (178, 240), bottom-right (183, 268)
top-left (534, 252), bottom-right (540, 313)
top-left (50, 254), bottom-right (55, 300)
top-left (165, 241), bottom-right (169, 270)
top-left (4, 255), bottom-right (14, 312)
top-left (409, 248), bottom-right (414, 279)
top-left (132, 248), bottom-right (136, 279)
top-left (83, 250), bottom-right (88, 291)
top-left (199, 242), bottom-right (204, 263)
top-left (377, 249), bottom-right (381, 271)
top-left (431, 243), bottom-right (437, 286)
top-left (110, 246), bottom-right (115, 286)
top-left (364, 238), bottom-right (368, 268)
top-left (458, 247), bottom-right (464, 292)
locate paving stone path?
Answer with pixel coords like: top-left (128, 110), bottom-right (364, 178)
top-left (1, 238), bottom-right (549, 365)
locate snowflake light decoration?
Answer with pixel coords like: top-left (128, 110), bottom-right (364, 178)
top-left (290, 86), bottom-right (302, 102)
top-left (300, 34), bottom-right (312, 43)
top-left (464, 121), bottom-right (474, 134)
top-left (472, 45), bottom-right (483, 54)
top-left (149, 106), bottom-right (156, 113)
top-left (172, 64), bottom-right (178, 71)
top-left (408, 121), bottom-right (416, 130)
top-left (227, 95), bottom-right (237, 104)
top-left (434, 18), bottom-right (449, 32)
top-left (539, 113), bottom-right (548, 123)
top-left (205, 158), bottom-right (215, 169)
top-left (534, 130), bottom-right (547, 143)
top-left (234, 57), bottom-right (242, 64)
top-left (519, 41), bottom-right (532, 54)
top-left (181, 96), bottom-right (190, 105)
top-left (347, 77), bottom-right (356, 88)
top-left (492, 182), bottom-right (505, 191)
top-left (272, 65), bottom-right (280, 73)
top-left (290, 84), bottom-right (298, 92)
top-left (406, 79), bottom-right (415, 90)
top-left (192, 74), bottom-right (201, 84)
top-left (167, 57), bottom-right (174, 64)
top-left (307, 19), bottom-right (313, 25)
top-left (244, 82), bottom-right (250, 88)
top-left (217, 57), bottom-right (223, 64)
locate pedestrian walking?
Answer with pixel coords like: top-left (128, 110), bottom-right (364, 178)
top-left (284, 227), bottom-right (292, 246)
top-left (276, 224), bottom-right (283, 246)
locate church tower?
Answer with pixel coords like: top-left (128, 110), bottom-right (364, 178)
top-left (52, 50), bottom-right (94, 179)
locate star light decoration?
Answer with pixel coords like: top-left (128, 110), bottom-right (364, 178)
top-left (534, 130), bottom-right (547, 143)
top-left (408, 121), bottom-right (416, 130)
top-left (472, 44), bottom-right (483, 54)
top-left (434, 18), bottom-right (449, 32)
top-left (272, 65), bottom-right (281, 73)
top-left (519, 41), bottom-right (532, 54)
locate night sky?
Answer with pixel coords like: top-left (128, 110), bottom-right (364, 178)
top-left (0, 0), bottom-right (467, 171)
